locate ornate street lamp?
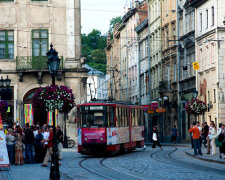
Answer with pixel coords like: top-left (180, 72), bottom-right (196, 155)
top-left (46, 44), bottom-right (60, 180)
top-left (192, 89), bottom-right (198, 99)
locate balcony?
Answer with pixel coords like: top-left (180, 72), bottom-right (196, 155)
top-left (16, 56), bottom-right (63, 71)
top-left (189, 0), bottom-right (208, 8)
top-left (16, 56), bottom-right (63, 84)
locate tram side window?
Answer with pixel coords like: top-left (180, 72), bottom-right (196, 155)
top-left (135, 109), bottom-right (138, 126)
top-left (131, 109), bottom-right (135, 126)
top-left (110, 107), bottom-right (115, 127)
top-left (138, 109), bottom-right (144, 126)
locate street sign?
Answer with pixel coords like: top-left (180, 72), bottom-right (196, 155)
top-left (151, 101), bottom-right (159, 110)
top-left (192, 62), bottom-right (200, 70)
top-left (156, 108), bottom-right (166, 113)
top-left (147, 108), bottom-right (155, 114)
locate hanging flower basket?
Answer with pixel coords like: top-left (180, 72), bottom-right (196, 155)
top-left (0, 100), bottom-right (8, 113)
top-left (185, 99), bottom-right (207, 115)
top-left (32, 85), bottom-right (75, 114)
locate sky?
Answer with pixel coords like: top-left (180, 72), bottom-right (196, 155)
top-left (81, 0), bottom-right (128, 35)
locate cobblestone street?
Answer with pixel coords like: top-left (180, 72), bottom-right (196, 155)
top-left (1, 146), bottom-right (225, 180)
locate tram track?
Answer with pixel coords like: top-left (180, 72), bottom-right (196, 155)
top-left (150, 147), bottom-right (225, 176)
top-left (78, 156), bottom-right (144, 180)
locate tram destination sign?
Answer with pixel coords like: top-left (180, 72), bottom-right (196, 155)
top-left (89, 106), bottom-right (104, 110)
top-left (146, 108), bottom-right (155, 114)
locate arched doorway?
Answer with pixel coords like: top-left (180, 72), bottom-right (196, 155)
top-left (23, 88), bottom-right (47, 126)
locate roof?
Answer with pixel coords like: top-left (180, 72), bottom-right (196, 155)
top-left (84, 64), bottom-right (105, 76)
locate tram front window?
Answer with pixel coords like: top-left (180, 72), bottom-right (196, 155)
top-left (81, 106), bottom-right (108, 128)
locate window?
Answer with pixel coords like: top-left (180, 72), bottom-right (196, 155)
top-left (173, 62), bottom-right (176, 82)
top-left (206, 9), bottom-right (208, 28)
top-left (214, 89), bottom-right (216, 103)
top-left (208, 91), bottom-right (210, 103)
top-left (0, 31), bottom-right (14, 59)
top-left (212, 6), bottom-right (214, 26)
top-left (32, 29), bottom-right (48, 57)
top-left (200, 13), bottom-right (202, 31)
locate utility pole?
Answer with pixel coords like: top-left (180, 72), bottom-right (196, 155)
top-left (176, 0), bottom-right (181, 142)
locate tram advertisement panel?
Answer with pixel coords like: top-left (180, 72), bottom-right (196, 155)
top-left (82, 128), bottom-right (106, 144)
top-left (131, 126), bottom-right (144, 141)
top-left (107, 127), bottom-right (129, 145)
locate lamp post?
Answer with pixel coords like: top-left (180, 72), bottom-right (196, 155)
top-left (0, 76), bottom-right (11, 100)
top-left (158, 95), bottom-right (169, 141)
top-left (46, 44), bottom-right (60, 180)
top-left (192, 89), bottom-right (198, 99)
top-left (192, 89), bottom-right (198, 122)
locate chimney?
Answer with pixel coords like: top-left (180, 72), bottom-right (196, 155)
top-left (135, 0), bottom-right (140, 8)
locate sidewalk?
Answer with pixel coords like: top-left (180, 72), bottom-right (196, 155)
top-left (185, 146), bottom-right (225, 165)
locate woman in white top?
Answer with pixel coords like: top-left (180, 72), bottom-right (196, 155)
top-left (210, 122), bottom-right (217, 155)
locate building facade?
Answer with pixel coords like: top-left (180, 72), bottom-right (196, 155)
top-left (161, 0), bottom-right (178, 141)
top-left (178, 0), bottom-right (196, 140)
top-left (0, 0), bottom-right (88, 140)
top-left (85, 64), bottom-right (109, 102)
top-left (191, 0), bottom-right (225, 126)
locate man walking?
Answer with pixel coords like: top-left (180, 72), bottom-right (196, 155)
top-left (203, 122), bottom-right (209, 147)
top-left (24, 123), bottom-right (34, 163)
top-left (41, 128), bottom-right (53, 167)
top-left (56, 125), bottom-right (63, 160)
top-left (189, 122), bottom-right (202, 156)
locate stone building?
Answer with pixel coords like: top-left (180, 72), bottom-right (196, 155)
top-left (85, 64), bottom-right (109, 102)
top-left (178, 0), bottom-right (196, 140)
top-left (191, 0), bottom-right (225, 126)
top-left (161, 0), bottom-right (178, 141)
top-left (0, 0), bottom-right (88, 140)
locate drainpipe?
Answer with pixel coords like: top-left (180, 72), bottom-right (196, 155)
top-left (147, 0), bottom-right (151, 142)
top-left (177, 0), bottom-right (181, 142)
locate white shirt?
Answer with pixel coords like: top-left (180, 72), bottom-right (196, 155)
top-left (43, 132), bottom-right (50, 145)
top-left (152, 133), bottom-right (157, 141)
top-left (34, 130), bottom-right (38, 137)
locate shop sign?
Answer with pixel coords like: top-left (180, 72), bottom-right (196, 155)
top-left (147, 108), bottom-right (155, 114)
top-left (156, 108), bottom-right (166, 113)
top-left (151, 101), bottom-right (159, 110)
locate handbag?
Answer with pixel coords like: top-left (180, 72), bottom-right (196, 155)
top-left (215, 138), bottom-right (222, 147)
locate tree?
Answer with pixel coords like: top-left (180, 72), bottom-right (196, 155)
top-left (109, 16), bottom-right (122, 35)
top-left (81, 29), bottom-right (107, 73)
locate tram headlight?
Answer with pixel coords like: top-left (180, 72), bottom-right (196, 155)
top-left (100, 137), bottom-right (104, 141)
top-left (84, 137), bottom-right (88, 141)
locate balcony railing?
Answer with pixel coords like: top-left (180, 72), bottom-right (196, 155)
top-left (16, 56), bottom-right (63, 71)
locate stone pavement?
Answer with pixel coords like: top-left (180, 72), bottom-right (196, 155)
top-left (186, 145), bottom-right (225, 164)
top-left (1, 145), bottom-right (225, 180)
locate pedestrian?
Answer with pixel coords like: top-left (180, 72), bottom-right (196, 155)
top-left (15, 127), bottom-right (24, 165)
top-left (24, 123), bottom-right (34, 163)
top-left (189, 122), bottom-right (202, 156)
top-left (171, 125), bottom-right (178, 144)
top-left (41, 128), bottom-right (53, 167)
top-left (42, 127), bottom-right (49, 157)
top-left (210, 122), bottom-right (217, 155)
top-left (56, 125), bottom-right (63, 160)
top-left (6, 128), bottom-right (15, 164)
top-left (203, 122), bottom-right (209, 147)
top-left (35, 128), bottom-right (44, 163)
top-left (217, 124), bottom-right (224, 158)
top-left (207, 121), bottom-right (213, 154)
top-left (196, 122), bottom-right (202, 146)
top-left (152, 126), bottom-right (162, 149)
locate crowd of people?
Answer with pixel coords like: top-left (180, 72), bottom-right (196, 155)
top-left (5, 123), bottom-right (64, 166)
top-left (189, 121), bottom-right (225, 158)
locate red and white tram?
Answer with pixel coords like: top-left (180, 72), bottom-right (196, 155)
top-left (77, 102), bottom-right (145, 155)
